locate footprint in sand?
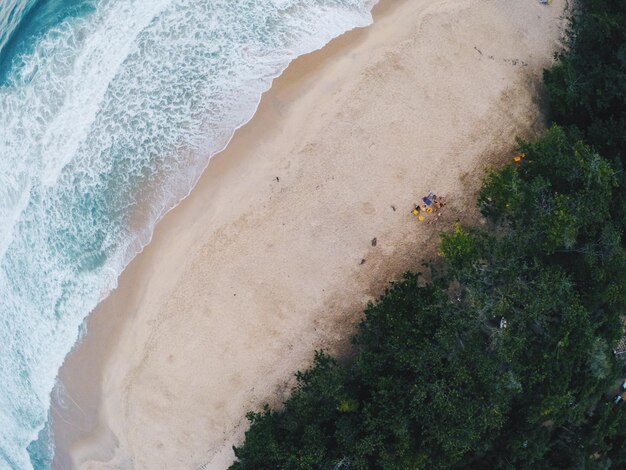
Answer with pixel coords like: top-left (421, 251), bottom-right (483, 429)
top-left (361, 202), bottom-right (376, 215)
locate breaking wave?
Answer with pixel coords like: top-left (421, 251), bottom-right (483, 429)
top-left (0, 0), bottom-right (376, 468)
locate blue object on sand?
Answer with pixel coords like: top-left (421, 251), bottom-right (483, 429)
top-left (422, 192), bottom-right (434, 206)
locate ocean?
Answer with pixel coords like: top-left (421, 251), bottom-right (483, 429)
top-left (0, 0), bottom-right (376, 468)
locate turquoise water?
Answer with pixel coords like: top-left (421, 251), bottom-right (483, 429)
top-left (0, 0), bottom-right (376, 468)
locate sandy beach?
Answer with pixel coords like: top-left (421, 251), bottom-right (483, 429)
top-left (52, 0), bottom-right (567, 468)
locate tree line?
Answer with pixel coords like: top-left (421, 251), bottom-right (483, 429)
top-left (230, 0), bottom-right (626, 467)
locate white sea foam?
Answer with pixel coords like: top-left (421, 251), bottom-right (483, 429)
top-left (0, 0), bottom-right (35, 53)
top-left (0, 0), bottom-right (377, 468)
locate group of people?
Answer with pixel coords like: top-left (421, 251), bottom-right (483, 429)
top-left (411, 191), bottom-right (445, 222)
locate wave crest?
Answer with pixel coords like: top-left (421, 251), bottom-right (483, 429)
top-left (0, 0), bottom-right (376, 468)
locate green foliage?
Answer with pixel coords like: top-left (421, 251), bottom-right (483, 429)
top-left (230, 0), bottom-right (626, 468)
top-left (543, 0), bottom-right (626, 231)
top-left (543, 0), bottom-right (626, 166)
top-left (480, 125), bottom-right (617, 254)
top-left (439, 224), bottom-right (479, 271)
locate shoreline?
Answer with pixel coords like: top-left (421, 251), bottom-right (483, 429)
top-left (52, 0), bottom-right (567, 468)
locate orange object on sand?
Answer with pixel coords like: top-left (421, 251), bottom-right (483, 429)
top-left (513, 153), bottom-right (525, 163)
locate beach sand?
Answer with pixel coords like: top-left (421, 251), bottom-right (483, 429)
top-left (52, 0), bottom-right (568, 468)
